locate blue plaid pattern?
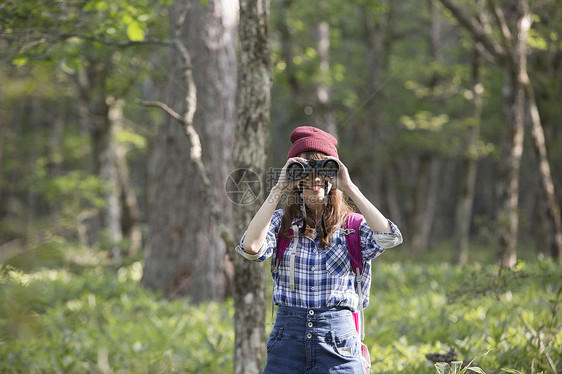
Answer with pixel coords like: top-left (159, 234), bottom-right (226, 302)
top-left (238, 209), bottom-right (402, 312)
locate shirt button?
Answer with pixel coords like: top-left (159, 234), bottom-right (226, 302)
top-left (308, 310), bottom-right (314, 315)
top-left (311, 267), bottom-right (315, 271)
top-left (308, 322), bottom-right (313, 327)
top-left (306, 333), bottom-right (312, 339)
top-left (311, 287), bottom-right (315, 291)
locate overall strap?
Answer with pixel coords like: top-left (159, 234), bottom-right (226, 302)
top-left (271, 226), bottom-right (297, 323)
top-left (287, 225), bottom-right (299, 291)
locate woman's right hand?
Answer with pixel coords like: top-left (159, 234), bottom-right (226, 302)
top-left (274, 157), bottom-right (307, 193)
top-left (243, 157), bottom-right (307, 255)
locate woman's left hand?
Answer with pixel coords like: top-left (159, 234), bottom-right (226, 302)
top-left (325, 156), bottom-right (354, 195)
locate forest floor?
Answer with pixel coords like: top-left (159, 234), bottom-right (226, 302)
top-left (1, 244), bottom-right (560, 373)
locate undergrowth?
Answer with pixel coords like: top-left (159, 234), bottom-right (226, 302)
top-left (0, 248), bottom-right (560, 373)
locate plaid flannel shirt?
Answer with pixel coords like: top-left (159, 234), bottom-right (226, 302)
top-left (236, 209), bottom-right (403, 312)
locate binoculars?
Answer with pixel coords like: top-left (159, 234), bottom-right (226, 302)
top-left (286, 159), bottom-right (339, 180)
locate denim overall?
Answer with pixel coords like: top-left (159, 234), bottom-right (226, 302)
top-left (263, 306), bottom-right (365, 374)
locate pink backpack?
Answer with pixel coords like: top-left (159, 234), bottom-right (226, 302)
top-left (275, 212), bottom-right (371, 369)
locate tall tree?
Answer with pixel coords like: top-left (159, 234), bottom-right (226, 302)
top-left (438, 0), bottom-right (562, 267)
top-left (455, 42), bottom-right (483, 264)
top-left (232, 0), bottom-right (271, 372)
top-left (408, 0), bottom-right (446, 253)
top-left (141, 0), bottom-right (238, 302)
top-left (314, 21), bottom-right (336, 135)
top-left (361, 0), bottom-right (403, 235)
top-left (73, 55), bottom-right (123, 259)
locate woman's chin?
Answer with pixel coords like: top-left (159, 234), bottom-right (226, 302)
top-left (304, 190), bottom-right (325, 204)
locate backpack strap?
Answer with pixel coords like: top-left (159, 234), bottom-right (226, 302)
top-left (343, 212), bottom-right (365, 340)
top-left (276, 229), bottom-right (293, 268)
top-left (344, 212), bottom-right (364, 276)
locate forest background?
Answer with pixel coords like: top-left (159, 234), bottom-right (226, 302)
top-left (0, 0), bottom-right (561, 373)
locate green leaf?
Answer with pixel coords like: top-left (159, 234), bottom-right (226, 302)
top-left (126, 20), bottom-right (145, 41)
top-left (115, 128), bottom-right (147, 149)
top-left (467, 367), bottom-right (487, 374)
top-left (451, 361), bottom-right (463, 373)
top-left (12, 57), bottom-right (28, 66)
top-left (435, 363), bottom-right (451, 374)
top-left (501, 370), bottom-right (526, 374)
top-left (84, 0), bottom-right (109, 12)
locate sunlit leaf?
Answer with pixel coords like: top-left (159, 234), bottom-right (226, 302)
top-left (467, 367), bottom-right (487, 374)
top-left (12, 57), bottom-right (28, 66)
top-left (126, 20), bottom-right (145, 41)
top-left (436, 362), bottom-right (451, 374)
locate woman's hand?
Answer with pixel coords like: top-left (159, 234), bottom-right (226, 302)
top-left (273, 157), bottom-right (307, 193)
top-left (324, 156), bottom-right (354, 195)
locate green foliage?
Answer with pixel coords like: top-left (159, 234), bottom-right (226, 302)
top-left (363, 258), bottom-right (562, 373)
top-left (1, 0), bottom-right (168, 53)
top-left (0, 261), bottom-right (234, 373)
top-left (435, 361), bottom-right (486, 374)
top-left (1, 257), bottom-right (560, 373)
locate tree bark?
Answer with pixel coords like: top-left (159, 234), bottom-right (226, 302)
top-left (0, 85), bottom-right (3, 203)
top-left (496, 1), bottom-right (530, 268)
top-left (455, 44), bottom-right (483, 264)
top-left (410, 154), bottom-right (441, 253)
top-left (100, 97), bottom-right (123, 261)
top-left (314, 21), bottom-right (336, 136)
top-left (496, 70), bottom-right (524, 268)
top-left (276, 0), bottom-right (299, 106)
top-left (107, 98), bottom-right (143, 257)
top-left (75, 61), bottom-right (123, 256)
top-left (361, 0), bottom-right (396, 217)
top-left (232, 0), bottom-right (271, 373)
top-left (409, 0), bottom-right (444, 253)
top-left (524, 75), bottom-right (562, 263)
top-left (142, 0), bottom-right (237, 302)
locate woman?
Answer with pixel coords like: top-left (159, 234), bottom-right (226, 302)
top-left (236, 126), bottom-right (403, 373)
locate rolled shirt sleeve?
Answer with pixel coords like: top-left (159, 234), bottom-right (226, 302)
top-left (235, 209), bottom-right (285, 262)
top-left (361, 219), bottom-right (403, 260)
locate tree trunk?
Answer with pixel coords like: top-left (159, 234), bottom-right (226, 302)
top-left (497, 70), bottom-right (524, 268)
top-left (142, 0), bottom-right (237, 302)
top-left (410, 155), bottom-right (440, 253)
top-left (0, 85), bottom-right (6, 202)
top-left (314, 21), bottom-right (336, 136)
top-left (25, 99), bottom-right (40, 238)
top-left (455, 44), bottom-right (483, 264)
top-left (48, 115), bottom-right (64, 178)
top-left (232, 0), bottom-right (271, 373)
top-left (107, 98), bottom-right (143, 257)
top-left (270, 0), bottom-right (299, 164)
top-left (75, 62), bottom-right (123, 256)
top-left (276, 0), bottom-right (299, 107)
top-left (524, 75), bottom-right (562, 262)
top-left (99, 97), bottom-right (123, 261)
top-left (361, 0), bottom-right (396, 212)
top-left (496, 1), bottom-right (530, 268)
top-left (410, 1), bottom-right (444, 253)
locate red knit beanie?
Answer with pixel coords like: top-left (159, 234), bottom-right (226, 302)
top-left (287, 126), bottom-right (339, 159)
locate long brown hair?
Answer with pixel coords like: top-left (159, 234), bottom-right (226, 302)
top-left (280, 152), bottom-right (355, 248)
